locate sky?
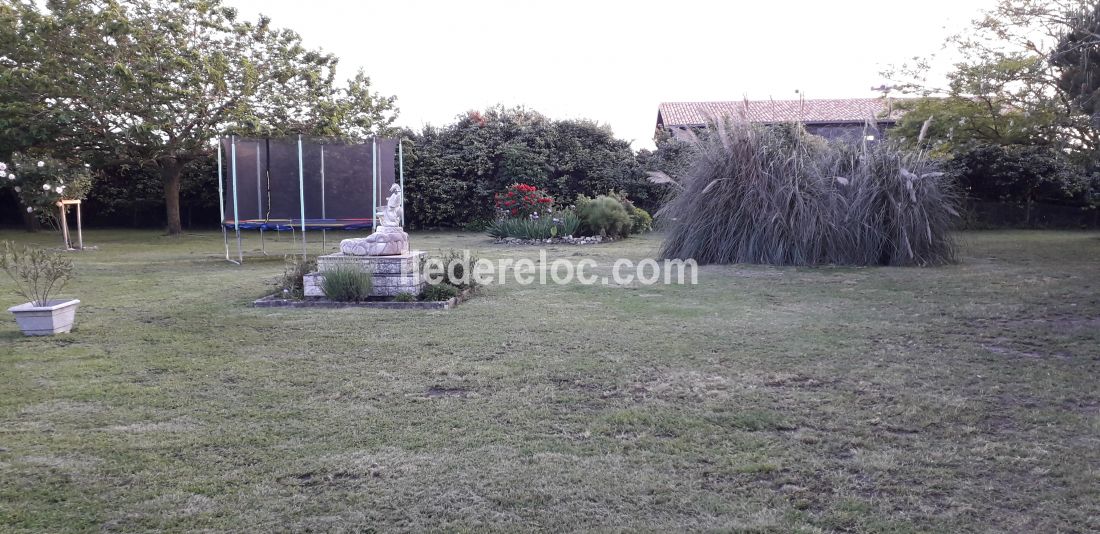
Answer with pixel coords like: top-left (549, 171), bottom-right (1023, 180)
top-left (226, 0), bottom-right (996, 150)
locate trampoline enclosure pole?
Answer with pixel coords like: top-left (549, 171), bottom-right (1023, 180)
top-left (231, 136), bottom-right (242, 264)
top-left (217, 139), bottom-right (230, 261)
top-left (372, 138), bottom-right (378, 229)
top-left (321, 144), bottom-right (326, 250)
top-left (399, 139), bottom-right (405, 226)
top-left (297, 135), bottom-right (307, 259)
top-left (257, 142), bottom-right (265, 255)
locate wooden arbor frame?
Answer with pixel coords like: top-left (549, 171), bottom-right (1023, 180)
top-left (55, 199), bottom-right (83, 250)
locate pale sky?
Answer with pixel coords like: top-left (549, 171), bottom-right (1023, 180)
top-left (226, 0), bottom-right (995, 150)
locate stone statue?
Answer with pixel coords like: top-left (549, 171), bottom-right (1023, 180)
top-left (378, 183), bottom-right (403, 227)
top-left (339, 184), bottom-right (409, 256)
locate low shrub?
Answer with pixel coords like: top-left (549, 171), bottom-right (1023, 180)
top-left (393, 292), bottom-right (416, 302)
top-left (630, 206), bottom-right (653, 233)
top-left (277, 255), bottom-right (316, 299)
top-left (577, 195), bottom-right (633, 237)
top-left (321, 265), bottom-right (373, 302)
top-left (420, 283), bottom-right (458, 301)
top-left (604, 190), bottom-right (652, 234)
top-left (432, 249), bottom-right (480, 289)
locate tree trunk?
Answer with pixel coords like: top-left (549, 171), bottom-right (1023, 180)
top-left (161, 159), bottom-right (183, 235)
top-left (20, 207), bottom-right (40, 232)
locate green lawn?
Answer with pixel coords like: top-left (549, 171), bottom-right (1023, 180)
top-left (1, 229), bottom-right (1098, 532)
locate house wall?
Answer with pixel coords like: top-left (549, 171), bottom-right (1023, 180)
top-left (803, 122), bottom-right (894, 143)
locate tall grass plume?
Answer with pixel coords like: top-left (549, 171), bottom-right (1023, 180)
top-left (658, 120), bottom-right (959, 266)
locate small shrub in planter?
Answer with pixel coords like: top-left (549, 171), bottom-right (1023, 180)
top-left (393, 292), bottom-right (416, 302)
top-left (420, 283), bottom-right (458, 301)
top-left (321, 265), bottom-right (373, 302)
top-left (1, 241), bottom-right (79, 335)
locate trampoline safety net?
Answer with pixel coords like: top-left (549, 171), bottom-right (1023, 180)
top-left (220, 137), bottom-right (398, 231)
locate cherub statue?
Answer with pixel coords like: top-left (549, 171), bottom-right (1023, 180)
top-left (378, 183), bottom-right (403, 227)
top-left (340, 183), bottom-right (408, 256)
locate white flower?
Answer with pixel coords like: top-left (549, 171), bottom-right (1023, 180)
top-left (55, 186), bottom-right (63, 194)
top-left (26, 206), bottom-right (33, 213)
top-left (42, 183), bottom-right (51, 190)
top-left (13, 186), bottom-right (20, 193)
top-left (6, 173), bottom-right (13, 179)
top-left (84, 163), bottom-right (90, 168)
top-left (36, 161), bottom-right (44, 167)
top-left (0, 162), bottom-right (6, 171)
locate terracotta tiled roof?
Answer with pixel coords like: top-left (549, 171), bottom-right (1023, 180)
top-left (658, 98), bottom-right (903, 127)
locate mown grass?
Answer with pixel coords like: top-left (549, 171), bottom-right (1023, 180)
top-left (0, 229), bottom-right (1097, 532)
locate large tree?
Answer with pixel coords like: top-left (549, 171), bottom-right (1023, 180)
top-left (882, 0), bottom-right (1100, 224)
top-left (1052, 2), bottom-right (1100, 127)
top-left (2, 0), bottom-right (397, 234)
top-left (887, 0), bottom-right (1100, 156)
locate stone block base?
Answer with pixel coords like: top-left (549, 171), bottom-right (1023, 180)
top-left (306, 251), bottom-right (425, 298)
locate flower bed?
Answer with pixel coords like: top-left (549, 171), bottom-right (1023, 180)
top-left (493, 235), bottom-right (616, 246)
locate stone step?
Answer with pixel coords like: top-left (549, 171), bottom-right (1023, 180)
top-left (303, 272), bottom-right (425, 298)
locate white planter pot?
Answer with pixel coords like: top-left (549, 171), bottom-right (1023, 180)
top-left (7, 299), bottom-right (80, 336)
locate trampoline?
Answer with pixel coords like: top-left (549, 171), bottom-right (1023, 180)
top-left (216, 136), bottom-right (403, 263)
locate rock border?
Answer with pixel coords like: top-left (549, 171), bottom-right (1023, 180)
top-left (253, 287), bottom-right (474, 310)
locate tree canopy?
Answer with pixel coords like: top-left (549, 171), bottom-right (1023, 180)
top-left (884, 0), bottom-right (1100, 222)
top-left (0, 0), bottom-right (397, 233)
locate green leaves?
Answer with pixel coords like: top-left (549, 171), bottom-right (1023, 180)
top-left (0, 241), bottom-right (74, 306)
top-left (404, 106), bottom-right (660, 229)
top-left (4, 0), bottom-right (397, 233)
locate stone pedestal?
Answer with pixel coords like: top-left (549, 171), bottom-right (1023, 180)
top-left (304, 251), bottom-right (424, 298)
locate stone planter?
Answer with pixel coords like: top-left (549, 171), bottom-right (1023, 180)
top-left (7, 299), bottom-right (80, 336)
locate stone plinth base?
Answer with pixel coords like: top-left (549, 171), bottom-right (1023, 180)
top-left (305, 251), bottom-right (424, 298)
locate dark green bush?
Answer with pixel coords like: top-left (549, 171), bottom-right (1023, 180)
top-left (320, 265), bottom-right (373, 302)
top-left (577, 195), bottom-right (633, 237)
top-left (401, 106), bottom-right (663, 229)
top-left (420, 283), bottom-right (458, 301)
top-left (393, 292), bottom-right (416, 302)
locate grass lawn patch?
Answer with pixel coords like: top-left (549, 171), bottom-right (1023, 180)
top-left (0, 229), bottom-right (1098, 531)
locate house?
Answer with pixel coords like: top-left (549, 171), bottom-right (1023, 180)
top-left (655, 98), bottom-right (904, 143)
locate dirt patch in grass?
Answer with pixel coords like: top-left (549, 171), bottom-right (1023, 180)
top-left (425, 386), bottom-right (469, 398)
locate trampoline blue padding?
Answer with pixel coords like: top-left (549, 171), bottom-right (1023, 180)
top-left (223, 218), bottom-right (375, 231)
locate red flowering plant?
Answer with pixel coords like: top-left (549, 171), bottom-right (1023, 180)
top-left (487, 183), bottom-right (581, 240)
top-left (493, 182), bottom-right (554, 219)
